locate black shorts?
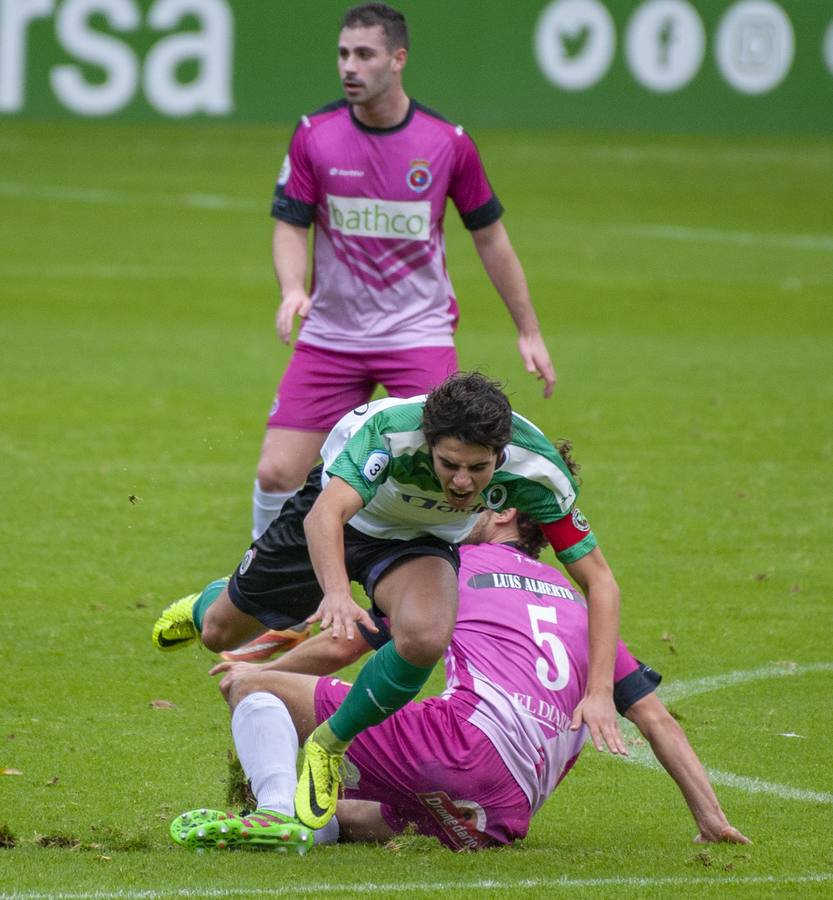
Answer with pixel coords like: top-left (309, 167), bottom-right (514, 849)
top-left (228, 465), bottom-right (461, 630)
top-left (357, 610), bottom-right (393, 651)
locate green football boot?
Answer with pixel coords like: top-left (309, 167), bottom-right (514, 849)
top-left (170, 809), bottom-right (229, 845)
top-left (294, 733), bottom-right (344, 829)
top-left (151, 577), bottom-right (229, 651)
top-left (174, 809), bottom-right (313, 853)
top-left (152, 592), bottom-right (199, 651)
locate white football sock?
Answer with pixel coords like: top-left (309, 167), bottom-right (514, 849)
top-left (231, 692), bottom-right (298, 817)
top-left (251, 478), bottom-right (296, 540)
top-left (313, 816), bottom-right (340, 845)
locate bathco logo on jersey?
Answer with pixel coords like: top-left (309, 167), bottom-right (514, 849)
top-left (327, 194), bottom-right (430, 241)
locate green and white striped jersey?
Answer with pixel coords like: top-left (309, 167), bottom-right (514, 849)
top-left (321, 396), bottom-right (596, 562)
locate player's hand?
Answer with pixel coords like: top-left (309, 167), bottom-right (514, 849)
top-left (517, 331), bottom-right (556, 398)
top-left (276, 290), bottom-right (312, 344)
top-left (695, 825), bottom-right (751, 844)
top-left (209, 660), bottom-right (258, 702)
top-left (307, 590), bottom-right (379, 641)
top-left (571, 691), bottom-right (628, 756)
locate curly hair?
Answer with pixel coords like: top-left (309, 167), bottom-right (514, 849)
top-left (514, 512), bottom-right (548, 559)
top-left (422, 372), bottom-right (513, 454)
top-left (554, 438), bottom-right (581, 481)
top-left (342, 3), bottom-right (409, 51)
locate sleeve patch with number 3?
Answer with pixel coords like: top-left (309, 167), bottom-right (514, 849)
top-left (361, 451), bottom-right (390, 483)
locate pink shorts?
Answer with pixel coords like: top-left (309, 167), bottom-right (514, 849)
top-left (315, 678), bottom-right (531, 851)
top-left (267, 341), bottom-right (458, 431)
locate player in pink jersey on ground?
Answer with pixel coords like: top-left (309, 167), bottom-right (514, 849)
top-left (251, 2), bottom-right (556, 540)
top-left (170, 510), bottom-right (748, 853)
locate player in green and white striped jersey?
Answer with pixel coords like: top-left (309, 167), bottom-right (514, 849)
top-left (317, 394), bottom-right (590, 558)
top-left (152, 373), bottom-right (626, 829)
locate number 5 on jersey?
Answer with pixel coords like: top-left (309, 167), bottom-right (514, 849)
top-left (527, 604), bottom-right (570, 691)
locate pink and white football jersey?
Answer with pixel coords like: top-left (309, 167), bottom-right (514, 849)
top-left (272, 99), bottom-right (502, 352)
top-left (446, 544), bottom-right (639, 814)
top-left (315, 541), bottom-right (656, 847)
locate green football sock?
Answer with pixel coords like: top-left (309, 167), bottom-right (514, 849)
top-left (192, 577), bottom-right (229, 632)
top-left (327, 641), bottom-right (434, 743)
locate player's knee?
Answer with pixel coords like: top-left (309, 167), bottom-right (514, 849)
top-left (395, 629), bottom-right (449, 668)
top-left (255, 457), bottom-right (304, 494)
top-left (200, 621), bottom-right (231, 653)
top-left (226, 671), bottom-right (271, 710)
top-left (390, 602), bottom-right (454, 666)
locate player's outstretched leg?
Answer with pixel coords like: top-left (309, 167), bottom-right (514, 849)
top-left (151, 577), bottom-right (228, 651)
top-left (172, 809), bottom-right (312, 853)
top-left (294, 725), bottom-right (346, 829)
top-left (220, 623), bottom-right (312, 662)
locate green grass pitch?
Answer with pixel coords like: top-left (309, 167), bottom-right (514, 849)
top-left (1, 120), bottom-right (832, 898)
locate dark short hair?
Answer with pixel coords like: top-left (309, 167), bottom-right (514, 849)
top-left (422, 372), bottom-right (513, 454)
top-left (342, 3), bottom-right (409, 51)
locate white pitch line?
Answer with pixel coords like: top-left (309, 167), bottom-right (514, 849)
top-left (0, 181), bottom-right (262, 212)
top-left (621, 735), bottom-right (833, 805)
top-left (0, 262), bottom-right (271, 283)
top-left (523, 215), bottom-right (833, 254)
top-left (702, 768), bottom-right (833, 804)
top-left (582, 145), bottom-right (833, 168)
top-left (511, 143), bottom-right (833, 168)
top-left (3, 873), bottom-right (833, 899)
top-left (616, 661), bottom-right (833, 804)
top-left (659, 661), bottom-right (833, 704)
top-left (605, 222), bottom-right (833, 252)
top-left (4, 178), bottom-right (833, 253)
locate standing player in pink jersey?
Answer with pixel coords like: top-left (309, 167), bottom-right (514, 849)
top-left (251, 2), bottom-right (556, 540)
top-left (169, 510), bottom-right (748, 853)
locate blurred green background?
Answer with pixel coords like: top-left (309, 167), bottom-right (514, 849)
top-left (1, 0), bottom-right (833, 896)
top-left (4, 1), bottom-right (833, 131)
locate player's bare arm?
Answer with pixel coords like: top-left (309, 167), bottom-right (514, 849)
top-left (303, 475), bottom-right (379, 640)
top-left (469, 220), bottom-right (556, 397)
top-left (625, 693), bottom-right (750, 844)
top-left (564, 546), bottom-right (627, 756)
top-left (273, 220), bottom-right (312, 343)
top-left (209, 629), bottom-right (372, 701)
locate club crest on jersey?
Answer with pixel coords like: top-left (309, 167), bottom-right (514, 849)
top-left (362, 451), bottom-right (390, 484)
top-left (484, 484), bottom-right (508, 510)
top-left (571, 507), bottom-right (591, 532)
top-left (239, 548), bottom-right (257, 575)
top-left (406, 159), bottom-right (432, 193)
